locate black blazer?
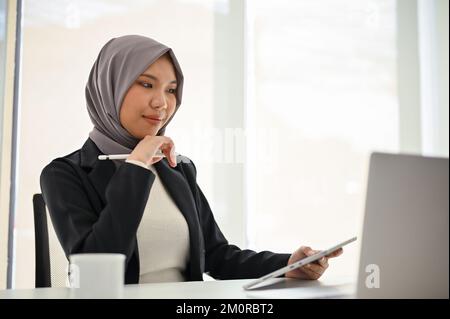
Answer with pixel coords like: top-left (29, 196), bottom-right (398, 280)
top-left (40, 138), bottom-right (290, 284)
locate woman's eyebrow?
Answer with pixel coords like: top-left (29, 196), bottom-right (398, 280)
top-left (140, 73), bottom-right (177, 84)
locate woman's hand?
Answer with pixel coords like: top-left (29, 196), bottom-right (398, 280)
top-left (285, 246), bottom-right (343, 280)
top-left (128, 135), bottom-right (177, 167)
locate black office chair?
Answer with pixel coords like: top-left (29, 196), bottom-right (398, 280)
top-left (33, 193), bottom-right (71, 288)
top-left (33, 193), bottom-right (51, 287)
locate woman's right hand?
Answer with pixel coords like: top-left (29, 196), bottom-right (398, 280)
top-left (127, 135), bottom-right (177, 168)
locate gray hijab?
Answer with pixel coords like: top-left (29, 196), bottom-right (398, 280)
top-left (86, 35), bottom-right (184, 155)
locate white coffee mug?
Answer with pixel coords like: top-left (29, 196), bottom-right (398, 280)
top-left (69, 253), bottom-right (125, 299)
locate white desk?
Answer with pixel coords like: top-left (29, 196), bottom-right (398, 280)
top-left (0, 276), bottom-right (355, 299)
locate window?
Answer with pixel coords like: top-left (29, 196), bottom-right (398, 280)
top-left (245, 0), bottom-right (398, 278)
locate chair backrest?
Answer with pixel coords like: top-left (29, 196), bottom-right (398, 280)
top-left (33, 193), bottom-right (69, 288)
top-left (33, 194), bottom-right (51, 287)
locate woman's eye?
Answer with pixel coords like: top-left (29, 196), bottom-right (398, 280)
top-left (140, 81), bottom-right (175, 94)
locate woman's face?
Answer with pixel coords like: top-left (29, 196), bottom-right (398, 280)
top-left (120, 54), bottom-right (178, 139)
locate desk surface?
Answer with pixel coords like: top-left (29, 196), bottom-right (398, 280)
top-left (0, 276), bottom-right (355, 299)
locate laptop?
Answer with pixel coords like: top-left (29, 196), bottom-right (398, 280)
top-left (356, 152), bottom-right (449, 298)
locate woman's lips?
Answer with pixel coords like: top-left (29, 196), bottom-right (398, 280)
top-left (143, 115), bottom-right (162, 125)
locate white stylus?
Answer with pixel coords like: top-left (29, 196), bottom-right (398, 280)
top-left (98, 151), bottom-right (170, 160)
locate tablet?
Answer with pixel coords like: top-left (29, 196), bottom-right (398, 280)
top-left (242, 236), bottom-right (357, 290)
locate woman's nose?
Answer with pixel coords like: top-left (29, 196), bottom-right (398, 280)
top-left (150, 92), bottom-right (167, 109)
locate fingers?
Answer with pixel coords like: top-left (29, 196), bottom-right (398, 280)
top-left (302, 246), bottom-right (343, 260)
top-left (297, 247), bottom-right (327, 279)
top-left (158, 137), bottom-right (177, 167)
top-left (302, 246), bottom-right (332, 267)
top-left (304, 262), bottom-right (325, 274)
top-left (292, 244), bottom-right (343, 280)
top-left (160, 146), bottom-right (176, 167)
top-left (326, 248), bottom-right (343, 258)
top-left (131, 135), bottom-right (178, 168)
top-left (301, 246), bottom-right (314, 256)
top-left (317, 257), bottom-right (329, 268)
top-left (300, 263), bottom-right (323, 280)
top-left (302, 247), bottom-right (321, 259)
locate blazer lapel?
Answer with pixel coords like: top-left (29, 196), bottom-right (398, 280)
top-left (80, 139), bottom-right (116, 207)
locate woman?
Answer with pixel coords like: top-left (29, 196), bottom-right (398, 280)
top-left (40, 35), bottom-right (342, 284)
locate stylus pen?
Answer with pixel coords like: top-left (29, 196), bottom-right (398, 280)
top-left (98, 152), bottom-right (177, 160)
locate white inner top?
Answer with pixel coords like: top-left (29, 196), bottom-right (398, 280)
top-left (127, 160), bottom-right (190, 283)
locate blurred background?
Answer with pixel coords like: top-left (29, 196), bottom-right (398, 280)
top-left (0, 0), bottom-right (448, 289)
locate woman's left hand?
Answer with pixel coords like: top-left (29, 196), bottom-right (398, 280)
top-left (285, 246), bottom-right (343, 280)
